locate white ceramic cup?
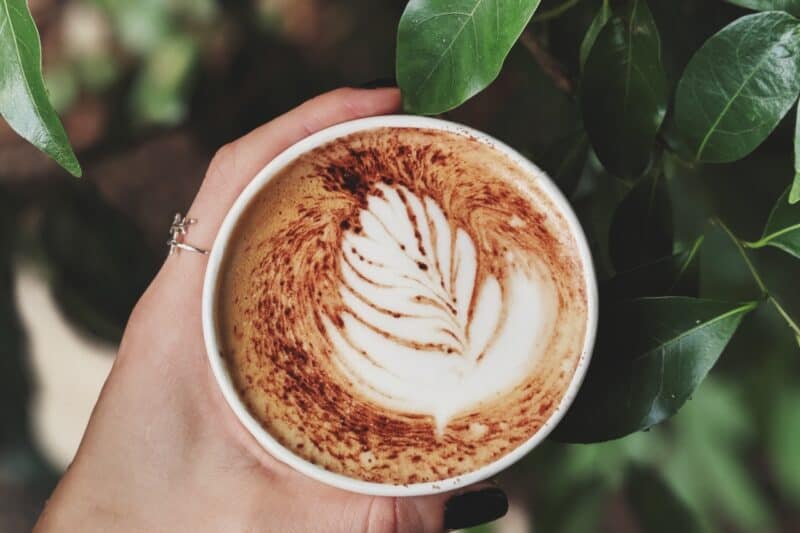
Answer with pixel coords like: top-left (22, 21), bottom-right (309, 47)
top-left (202, 115), bottom-right (598, 497)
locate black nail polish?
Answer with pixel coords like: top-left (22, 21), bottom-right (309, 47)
top-left (357, 77), bottom-right (397, 89)
top-left (444, 487), bottom-right (508, 530)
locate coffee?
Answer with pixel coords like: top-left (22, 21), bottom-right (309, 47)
top-left (216, 127), bottom-right (588, 485)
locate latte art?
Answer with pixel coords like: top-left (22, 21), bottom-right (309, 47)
top-left (217, 127), bottom-right (589, 484)
top-left (324, 184), bottom-right (557, 432)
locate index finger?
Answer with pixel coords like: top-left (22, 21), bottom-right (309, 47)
top-left (188, 87), bottom-right (402, 250)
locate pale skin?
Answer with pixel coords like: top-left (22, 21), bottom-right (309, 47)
top-left (34, 88), bottom-right (505, 533)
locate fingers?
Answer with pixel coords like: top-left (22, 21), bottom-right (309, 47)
top-left (186, 87), bottom-right (402, 250)
top-left (389, 483), bottom-right (509, 532)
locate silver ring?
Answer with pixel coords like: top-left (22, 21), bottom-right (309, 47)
top-left (167, 213), bottom-right (209, 256)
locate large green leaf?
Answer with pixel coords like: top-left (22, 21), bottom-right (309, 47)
top-left (747, 186), bottom-right (800, 258)
top-left (604, 236), bottom-right (703, 299)
top-left (579, 0), bottom-right (611, 71)
top-left (673, 12), bottom-right (800, 163)
top-left (793, 101), bottom-right (800, 204)
top-left (0, 0), bottom-right (81, 176)
top-left (553, 297), bottom-right (756, 443)
top-left (625, 468), bottom-right (705, 533)
top-left (396, 0), bottom-right (541, 114)
top-left (726, 0), bottom-right (800, 16)
top-left (581, 0), bottom-right (668, 178)
top-left (608, 173), bottom-right (673, 271)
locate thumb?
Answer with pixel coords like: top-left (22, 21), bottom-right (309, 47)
top-left (387, 484), bottom-right (508, 532)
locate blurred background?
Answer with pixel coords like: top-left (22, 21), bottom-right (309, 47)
top-left (1, 0), bottom-right (799, 531)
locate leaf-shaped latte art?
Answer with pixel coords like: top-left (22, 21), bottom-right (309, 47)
top-left (322, 184), bottom-right (558, 433)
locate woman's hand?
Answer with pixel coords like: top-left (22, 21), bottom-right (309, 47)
top-left (34, 88), bottom-right (508, 533)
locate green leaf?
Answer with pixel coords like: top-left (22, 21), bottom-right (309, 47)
top-left (553, 297), bottom-right (756, 443)
top-left (571, 160), bottom-right (629, 279)
top-left (726, 0), bottom-right (800, 16)
top-left (131, 34), bottom-right (197, 125)
top-left (673, 12), bottom-right (800, 163)
top-left (663, 378), bottom-right (776, 531)
top-left (537, 128), bottom-right (588, 196)
top-left (396, 0), bottom-right (542, 114)
top-left (580, 0), bottom-right (667, 178)
top-left (792, 100), bottom-right (800, 204)
top-left (768, 386), bottom-right (800, 504)
top-left (608, 173), bottom-right (673, 271)
top-left (0, 0), bottom-right (81, 176)
top-left (604, 236), bottom-right (703, 299)
top-left (747, 186), bottom-right (800, 258)
top-left (579, 0), bottom-right (611, 70)
top-left (625, 468), bottom-right (705, 533)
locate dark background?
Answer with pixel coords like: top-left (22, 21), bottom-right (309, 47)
top-left (1, 0), bottom-right (799, 531)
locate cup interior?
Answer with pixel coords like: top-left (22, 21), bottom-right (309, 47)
top-left (201, 115), bottom-right (598, 497)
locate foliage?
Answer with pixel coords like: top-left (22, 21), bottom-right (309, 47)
top-left (0, 0), bottom-right (80, 176)
top-left (3, 0), bottom-right (800, 530)
top-left (396, 0), bottom-right (800, 445)
top-left (671, 12), bottom-right (800, 163)
top-left (396, 0), bottom-right (541, 114)
top-left (554, 297), bottom-right (755, 442)
top-left (581, 0), bottom-right (667, 177)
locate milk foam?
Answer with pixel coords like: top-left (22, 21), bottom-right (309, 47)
top-left (322, 184), bottom-right (557, 432)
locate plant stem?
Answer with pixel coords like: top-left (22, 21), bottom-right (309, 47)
top-left (532, 0), bottom-right (582, 22)
top-left (715, 218), bottom-right (800, 338)
top-left (518, 31), bottom-right (574, 94)
top-left (716, 219), bottom-right (767, 293)
top-left (744, 223), bottom-right (800, 249)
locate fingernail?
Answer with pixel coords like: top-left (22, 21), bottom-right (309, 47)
top-left (444, 487), bottom-right (508, 530)
top-left (357, 77), bottom-right (397, 89)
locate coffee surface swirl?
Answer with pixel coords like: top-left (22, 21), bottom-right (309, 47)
top-left (217, 127), bottom-right (588, 484)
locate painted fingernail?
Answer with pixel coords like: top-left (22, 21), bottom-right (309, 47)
top-left (443, 487), bottom-right (508, 530)
top-left (357, 77), bottom-right (397, 89)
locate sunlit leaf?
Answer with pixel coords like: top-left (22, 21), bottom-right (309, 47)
top-left (726, 0), bottom-right (800, 16)
top-left (673, 12), bottom-right (800, 162)
top-left (0, 0), bottom-right (81, 176)
top-left (396, 0), bottom-right (542, 114)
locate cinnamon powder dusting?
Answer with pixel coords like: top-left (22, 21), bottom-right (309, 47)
top-left (217, 128), bottom-right (588, 484)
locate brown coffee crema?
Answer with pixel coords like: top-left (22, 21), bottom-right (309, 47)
top-left (217, 127), bottom-right (588, 484)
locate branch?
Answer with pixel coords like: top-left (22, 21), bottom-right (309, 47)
top-left (532, 0), bottom-right (582, 22)
top-left (715, 218), bottom-right (800, 340)
top-left (519, 31), bottom-right (574, 95)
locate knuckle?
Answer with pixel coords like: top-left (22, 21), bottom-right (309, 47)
top-left (325, 87), bottom-right (363, 115)
top-left (364, 497), bottom-right (428, 533)
top-left (207, 142), bottom-right (238, 180)
top-left (364, 497), bottom-right (400, 533)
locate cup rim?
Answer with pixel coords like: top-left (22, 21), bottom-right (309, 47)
top-left (201, 114), bottom-right (598, 497)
